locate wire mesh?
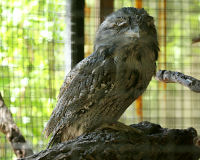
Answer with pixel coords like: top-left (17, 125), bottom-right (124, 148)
top-left (1, 0), bottom-right (200, 159)
top-left (0, 0), bottom-right (66, 159)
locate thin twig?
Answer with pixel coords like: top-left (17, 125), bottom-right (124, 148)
top-left (156, 70), bottom-right (200, 93)
top-left (192, 36), bottom-right (200, 44)
top-left (0, 92), bottom-right (33, 158)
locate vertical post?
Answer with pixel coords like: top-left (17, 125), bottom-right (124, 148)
top-left (158, 0), bottom-right (167, 125)
top-left (135, 0), bottom-right (143, 122)
top-left (70, 0), bottom-right (85, 68)
top-left (100, 0), bottom-right (114, 23)
top-left (158, 0), bottom-right (167, 81)
top-left (135, 0), bottom-right (142, 9)
top-left (163, 0), bottom-right (167, 79)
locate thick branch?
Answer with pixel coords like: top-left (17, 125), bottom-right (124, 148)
top-left (0, 93), bottom-right (33, 158)
top-left (20, 121), bottom-right (200, 160)
top-left (156, 70), bottom-right (200, 93)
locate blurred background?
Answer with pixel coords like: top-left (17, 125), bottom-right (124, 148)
top-left (1, 0), bottom-right (200, 159)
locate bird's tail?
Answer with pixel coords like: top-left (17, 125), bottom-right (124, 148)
top-left (43, 122), bottom-right (52, 139)
top-left (46, 132), bottom-right (62, 149)
top-left (43, 114), bottom-right (58, 139)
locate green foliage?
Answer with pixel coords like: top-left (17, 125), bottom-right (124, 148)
top-left (0, 0), bottom-right (66, 159)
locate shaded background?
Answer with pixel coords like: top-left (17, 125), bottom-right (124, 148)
top-left (1, 0), bottom-right (200, 159)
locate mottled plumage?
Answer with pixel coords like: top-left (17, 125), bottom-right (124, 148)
top-left (44, 7), bottom-right (159, 148)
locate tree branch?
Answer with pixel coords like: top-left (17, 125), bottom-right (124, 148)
top-left (156, 70), bottom-right (200, 93)
top-left (0, 92), bottom-right (33, 158)
top-left (20, 121), bottom-right (200, 160)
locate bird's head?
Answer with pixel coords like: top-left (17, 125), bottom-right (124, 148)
top-left (94, 7), bottom-right (158, 56)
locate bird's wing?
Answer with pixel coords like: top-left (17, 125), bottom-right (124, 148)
top-left (48, 53), bottom-right (117, 137)
top-left (45, 52), bottom-right (117, 148)
top-left (44, 54), bottom-right (97, 137)
top-left (57, 56), bottom-right (93, 99)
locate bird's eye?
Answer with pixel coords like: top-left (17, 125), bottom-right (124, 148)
top-left (107, 19), bottom-right (128, 30)
top-left (117, 21), bottom-right (128, 27)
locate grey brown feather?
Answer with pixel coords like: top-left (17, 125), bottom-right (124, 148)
top-left (44, 7), bottom-right (159, 148)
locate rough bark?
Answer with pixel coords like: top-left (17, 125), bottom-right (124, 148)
top-left (20, 121), bottom-right (200, 160)
top-left (0, 93), bottom-right (33, 158)
top-left (156, 70), bottom-right (200, 92)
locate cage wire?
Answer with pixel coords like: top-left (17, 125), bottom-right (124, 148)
top-left (1, 0), bottom-right (200, 159)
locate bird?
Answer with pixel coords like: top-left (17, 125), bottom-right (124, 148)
top-left (44, 7), bottom-right (159, 148)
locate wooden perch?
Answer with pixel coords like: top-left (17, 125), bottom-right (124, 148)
top-left (156, 70), bottom-right (200, 93)
top-left (0, 93), bottom-right (33, 158)
top-left (20, 121), bottom-right (200, 160)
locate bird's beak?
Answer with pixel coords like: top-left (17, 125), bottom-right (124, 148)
top-left (125, 26), bottom-right (140, 38)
